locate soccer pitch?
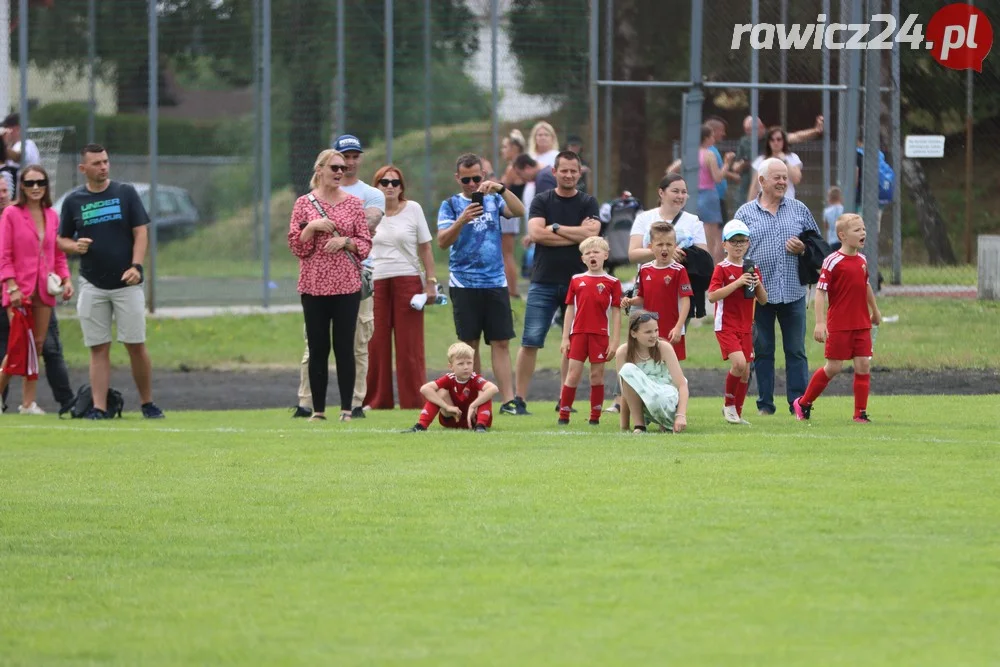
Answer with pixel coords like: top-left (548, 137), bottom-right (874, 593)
top-left (3, 395), bottom-right (998, 666)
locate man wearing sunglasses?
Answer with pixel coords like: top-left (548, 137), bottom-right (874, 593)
top-left (292, 134), bottom-right (385, 420)
top-left (437, 153), bottom-right (525, 414)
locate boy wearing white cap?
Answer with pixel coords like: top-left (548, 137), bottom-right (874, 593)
top-left (708, 219), bottom-right (767, 424)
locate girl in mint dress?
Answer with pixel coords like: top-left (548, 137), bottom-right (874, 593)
top-left (615, 310), bottom-right (690, 433)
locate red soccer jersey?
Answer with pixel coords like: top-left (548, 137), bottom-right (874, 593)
top-left (709, 260), bottom-right (763, 333)
top-left (434, 372), bottom-right (490, 413)
top-left (565, 272), bottom-right (623, 336)
top-left (817, 251), bottom-right (871, 331)
top-left (636, 261), bottom-right (693, 337)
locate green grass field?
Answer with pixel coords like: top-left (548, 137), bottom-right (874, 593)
top-left (3, 396), bottom-right (998, 666)
top-left (51, 296), bottom-right (1000, 371)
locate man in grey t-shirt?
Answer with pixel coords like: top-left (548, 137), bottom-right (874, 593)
top-left (294, 134), bottom-right (385, 419)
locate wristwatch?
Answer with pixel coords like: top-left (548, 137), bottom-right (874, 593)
top-left (427, 277), bottom-right (439, 284)
top-left (550, 223), bottom-right (561, 234)
top-left (131, 263), bottom-right (144, 274)
top-left (497, 184), bottom-right (506, 195)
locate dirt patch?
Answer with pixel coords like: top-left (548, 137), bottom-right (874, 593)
top-left (16, 366), bottom-right (997, 414)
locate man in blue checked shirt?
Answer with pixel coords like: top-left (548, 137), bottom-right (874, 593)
top-left (733, 157), bottom-right (821, 416)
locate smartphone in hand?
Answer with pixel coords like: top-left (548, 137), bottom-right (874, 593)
top-left (471, 192), bottom-right (484, 206)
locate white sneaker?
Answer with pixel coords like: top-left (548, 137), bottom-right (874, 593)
top-left (18, 402), bottom-right (46, 415)
top-left (722, 405), bottom-right (741, 424)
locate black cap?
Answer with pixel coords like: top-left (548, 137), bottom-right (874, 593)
top-left (1, 113), bottom-right (19, 128)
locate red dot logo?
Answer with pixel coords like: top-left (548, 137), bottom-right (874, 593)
top-left (926, 3), bottom-right (994, 72)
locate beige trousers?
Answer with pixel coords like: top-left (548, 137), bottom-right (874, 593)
top-left (297, 296), bottom-right (375, 410)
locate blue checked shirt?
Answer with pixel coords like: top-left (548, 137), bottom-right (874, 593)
top-left (734, 196), bottom-right (820, 304)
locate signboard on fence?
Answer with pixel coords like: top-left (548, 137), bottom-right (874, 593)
top-left (905, 135), bottom-right (946, 159)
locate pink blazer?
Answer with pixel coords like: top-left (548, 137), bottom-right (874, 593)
top-left (0, 204), bottom-right (70, 308)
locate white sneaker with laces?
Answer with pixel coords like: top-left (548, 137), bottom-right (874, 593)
top-left (722, 405), bottom-right (741, 424)
top-left (18, 402), bottom-right (46, 415)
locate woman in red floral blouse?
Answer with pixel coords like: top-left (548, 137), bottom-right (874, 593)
top-left (288, 149), bottom-right (371, 422)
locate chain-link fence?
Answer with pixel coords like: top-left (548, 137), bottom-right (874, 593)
top-left (5, 0), bottom-right (996, 307)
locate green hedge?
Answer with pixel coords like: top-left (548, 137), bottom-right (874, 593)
top-left (31, 102), bottom-right (252, 157)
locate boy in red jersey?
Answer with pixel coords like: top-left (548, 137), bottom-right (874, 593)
top-left (620, 221), bottom-right (693, 359)
top-left (708, 219), bottom-right (767, 425)
top-left (558, 236), bottom-right (622, 425)
top-left (405, 342), bottom-right (498, 432)
top-left (793, 214), bottom-right (882, 423)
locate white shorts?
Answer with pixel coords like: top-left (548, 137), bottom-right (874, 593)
top-left (500, 216), bottom-right (520, 235)
top-left (76, 277), bottom-right (147, 347)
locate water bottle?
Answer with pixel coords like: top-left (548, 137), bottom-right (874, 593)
top-left (742, 260), bottom-right (756, 299)
top-left (434, 294), bottom-right (449, 306)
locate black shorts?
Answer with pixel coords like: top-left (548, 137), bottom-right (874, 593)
top-left (450, 286), bottom-right (515, 345)
top-left (720, 198), bottom-right (729, 223)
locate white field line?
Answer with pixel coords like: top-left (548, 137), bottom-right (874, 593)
top-left (2, 423), bottom-right (982, 445)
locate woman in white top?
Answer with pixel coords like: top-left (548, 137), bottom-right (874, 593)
top-left (364, 165), bottom-right (437, 411)
top-left (747, 126), bottom-right (803, 201)
top-left (527, 121), bottom-right (560, 168)
top-left (628, 174), bottom-right (708, 267)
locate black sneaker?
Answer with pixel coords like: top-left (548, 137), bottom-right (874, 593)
top-left (473, 424), bottom-right (488, 432)
top-left (403, 424), bottom-right (427, 433)
top-left (499, 399), bottom-right (518, 415)
top-left (141, 403), bottom-right (165, 419)
top-left (515, 396), bottom-right (530, 415)
top-left (588, 419), bottom-right (600, 426)
top-left (554, 402), bottom-right (577, 414)
top-left (292, 405), bottom-right (313, 418)
top-left (84, 407), bottom-right (107, 420)
top-left (557, 418), bottom-right (570, 426)
top-left (351, 406), bottom-right (366, 419)
top-left (853, 411), bottom-right (873, 423)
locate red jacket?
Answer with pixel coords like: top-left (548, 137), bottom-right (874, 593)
top-left (0, 204), bottom-right (70, 308)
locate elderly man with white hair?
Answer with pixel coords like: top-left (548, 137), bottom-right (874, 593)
top-left (733, 157), bottom-right (821, 416)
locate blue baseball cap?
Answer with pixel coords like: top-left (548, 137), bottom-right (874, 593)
top-left (333, 134), bottom-right (364, 153)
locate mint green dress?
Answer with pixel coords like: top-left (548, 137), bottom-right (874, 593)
top-left (618, 360), bottom-right (680, 428)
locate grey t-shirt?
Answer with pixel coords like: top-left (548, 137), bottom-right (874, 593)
top-left (340, 180), bottom-right (385, 212)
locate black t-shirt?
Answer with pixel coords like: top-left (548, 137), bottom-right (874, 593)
top-left (58, 181), bottom-right (150, 290)
top-left (528, 189), bottom-right (600, 285)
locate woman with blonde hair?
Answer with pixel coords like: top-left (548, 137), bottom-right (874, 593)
top-left (0, 164), bottom-right (73, 415)
top-left (527, 121), bottom-right (559, 168)
top-left (288, 149), bottom-right (371, 422)
top-left (364, 164), bottom-right (436, 409)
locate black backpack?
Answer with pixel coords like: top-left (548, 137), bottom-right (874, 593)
top-left (62, 384), bottom-right (125, 419)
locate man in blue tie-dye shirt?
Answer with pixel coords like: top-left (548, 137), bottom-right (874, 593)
top-left (437, 153), bottom-right (524, 414)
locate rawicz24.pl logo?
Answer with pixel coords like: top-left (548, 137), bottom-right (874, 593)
top-left (731, 3), bottom-right (993, 72)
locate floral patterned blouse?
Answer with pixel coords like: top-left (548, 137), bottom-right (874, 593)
top-left (288, 192), bottom-right (371, 296)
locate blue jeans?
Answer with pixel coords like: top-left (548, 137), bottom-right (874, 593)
top-left (520, 282), bottom-right (568, 348)
top-left (752, 296), bottom-right (808, 414)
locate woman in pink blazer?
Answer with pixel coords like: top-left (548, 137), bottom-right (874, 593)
top-left (0, 165), bottom-right (73, 415)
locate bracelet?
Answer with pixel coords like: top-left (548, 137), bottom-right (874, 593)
top-left (6, 285), bottom-right (19, 294)
top-left (676, 413), bottom-right (686, 418)
top-left (427, 277), bottom-right (438, 283)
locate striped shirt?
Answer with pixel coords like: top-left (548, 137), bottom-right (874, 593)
top-left (734, 196), bottom-right (820, 305)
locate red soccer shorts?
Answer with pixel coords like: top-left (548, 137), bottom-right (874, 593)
top-left (715, 329), bottom-right (753, 361)
top-left (438, 406), bottom-right (494, 429)
top-left (825, 328), bottom-right (872, 360)
top-left (568, 333), bottom-right (611, 364)
top-left (669, 335), bottom-right (686, 361)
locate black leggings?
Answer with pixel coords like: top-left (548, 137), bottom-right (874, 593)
top-left (301, 291), bottom-right (361, 414)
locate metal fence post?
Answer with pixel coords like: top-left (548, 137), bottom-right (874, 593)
top-left (87, 0), bottom-right (96, 143)
top-left (821, 0), bottom-right (831, 203)
top-left (423, 0), bottom-right (432, 211)
top-left (491, 0), bottom-right (499, 176)
top-left (861, 0), bottom-right (881, 292)
top-left (589, 0), bottom-right (599, 202)
top-left (603, 0), bottom-right (613, 197)
top-left (964, 1), bottom-right (975, 265)
top-left (750, 0), bottom-right (759, 185)
top-left (385, 0), bottom-right (393, 162)
top-left (148, 0), bottom-right (158, 313)
top-left (335, 0), bottom-right (345, 139)
top-left (891, 0), bottom-right (902, 284)
top-left (779, 0), bottom-right (788, 128)
top-left (261, 0), bottom-right (272, 308)
top-left (840, 0), bottom-right (863, 209)
top-left (18, 0), bottom-right (28, 131)
top-left (681, 0), bottom-right (703, 216)
top-left (0, 1), bottom-right (8, 115)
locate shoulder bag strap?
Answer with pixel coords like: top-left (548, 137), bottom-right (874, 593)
top-left (306, 194), bottom-right (364, 275)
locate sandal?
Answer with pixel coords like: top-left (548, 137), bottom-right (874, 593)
top-left (339, 411), bottom-right (352, 422)
top-left (632, 424), bottom-right (647, 434)
top-left (308, 414), bottom-right (327, 422)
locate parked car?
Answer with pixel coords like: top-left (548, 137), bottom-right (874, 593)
top-left (53, 183), bottom-right (201, 243)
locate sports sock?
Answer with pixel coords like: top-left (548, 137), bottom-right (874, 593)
top-left (853, 373), bottom-right (871, 417)
top-left (559, 385), bottom-right (577, 420)
top-left (476, 404), bottom-right (493, 428)
top-left (589, 384), bottom-right (604, 422)
top-left (802, 367), bottom-right (832, 406)
top-left (417, 402), bottom-right (440, 429)
top-left (734, 380), bottom-right (749, 417)
top-left (724, 372), bottom-right (740, 407)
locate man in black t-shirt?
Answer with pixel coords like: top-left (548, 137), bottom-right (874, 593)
top-left (58, 143), bottom-right (164, 419)
top-left (510, 151), bottom-right (600, 415)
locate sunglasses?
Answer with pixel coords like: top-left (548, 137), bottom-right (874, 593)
top-left (328, 164), bottom-right (348, 173)
top-left (460, 176), bottom-right (483, 185)
top-left (378, 178), bottom-right (402, 187)
top-left (630, 312), bottom-right (659, 329)
top-left (23, 179), bottom-right (47, 188)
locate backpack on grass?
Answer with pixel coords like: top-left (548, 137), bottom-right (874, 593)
top-left (62, 384), bottom-right (125, 419)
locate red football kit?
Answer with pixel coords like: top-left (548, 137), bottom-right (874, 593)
top-left (417, 372), bottom-right (493, 429)
top-left (817, 251), bottom-right (872, 359)
top-left (709, 260), bottom-right (763, 361)
top-left (565, 272), bottom-right (622, 363)
top-left (636, 261), bottom-right (693, 360)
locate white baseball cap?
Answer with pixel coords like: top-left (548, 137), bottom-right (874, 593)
top-left (723, 219), bottom-right (750, 241)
